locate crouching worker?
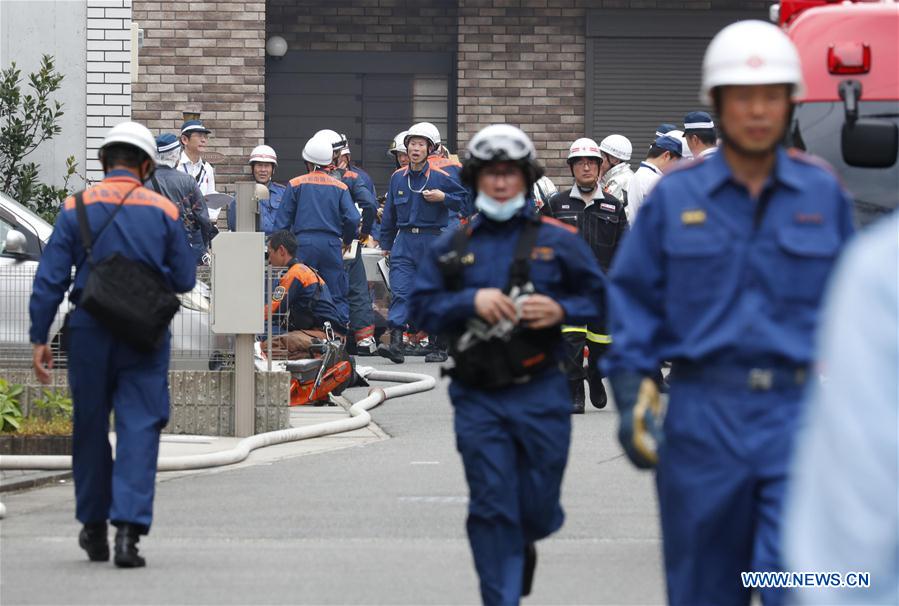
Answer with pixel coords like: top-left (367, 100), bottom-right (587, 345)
top-left (409, 125), bottom-right (606, 605)
top-left (263, 231), bottom-right (355, 406)
top-left (263, 230), bottom-right (345, 358)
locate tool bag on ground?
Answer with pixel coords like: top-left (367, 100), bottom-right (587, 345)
top-left (74, 189), bottom-right (181, 353)
top-left (439, 216), bottom-right (560, 390)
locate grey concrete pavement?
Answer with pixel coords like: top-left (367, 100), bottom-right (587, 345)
top-left (0, 359), bottom-right (664, 605)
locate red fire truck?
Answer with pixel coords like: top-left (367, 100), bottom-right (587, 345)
top-left (774, 0), bottom-right (899, 226)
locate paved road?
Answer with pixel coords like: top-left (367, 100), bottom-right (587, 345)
top-left (0, 360), bottom-right (664, 605)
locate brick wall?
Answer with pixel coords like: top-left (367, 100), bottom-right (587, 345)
top-left (85, 0), bottom-right (134, 182)
top-left (457, 0), bottom-right (768, 184)
top-left (266, 0), bottom-right (457, 53)
top-left (131, 1), bottom-right (266, 190)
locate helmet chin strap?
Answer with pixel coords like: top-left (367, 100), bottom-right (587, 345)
top-left (576, 182), bottom-right (596, 194)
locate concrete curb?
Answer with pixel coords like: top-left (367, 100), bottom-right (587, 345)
top-left (0, 470), bottom-right (72, 494)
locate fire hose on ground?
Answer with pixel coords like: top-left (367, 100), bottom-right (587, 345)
top-left (0, 370), bottom-right (435, 474)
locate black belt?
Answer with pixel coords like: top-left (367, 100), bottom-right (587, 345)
top-left (400, 227), bottom-right (442, 235)
top-left (671, 363), bottom-right (810, 391)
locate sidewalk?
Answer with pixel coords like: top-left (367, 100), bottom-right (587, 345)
top-left (0, 397), bottom-right (388, 493)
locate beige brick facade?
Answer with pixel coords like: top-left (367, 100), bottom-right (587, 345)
top-left (130, 0), bottom-right (768, 189)
top-left (457, 0), bottom-right (587, 184)
top-left (267, 0), bottom-right (457, 53)
top-left (456, 0), bottom-right (768, 185)
top-left (131, 1), bottom-right (266, 189)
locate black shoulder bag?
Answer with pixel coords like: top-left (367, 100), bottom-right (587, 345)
top-left (441, 217), bottom-right (561, 390)
top-left (74, 189), bottom-right (181, 353)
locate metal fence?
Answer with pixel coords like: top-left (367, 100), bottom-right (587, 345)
top-left (0, 264), bottom-right (287, 372)
top-left (0, 263), bottom-right (69, 370)
top-left (0, 253), bottom-right (391, 374)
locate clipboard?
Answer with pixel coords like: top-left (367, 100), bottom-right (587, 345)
top-left (342, 239), bottom-right (359, 261)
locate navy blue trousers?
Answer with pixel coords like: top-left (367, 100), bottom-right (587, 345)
top-left (658, 378), bottom-right (803, 606)
top-left (388, 231), bottom-right (438, 330)
top-left (298, 233), bottom-right (349, 328)
top-left (68, 327), bottom-right (170, 532)
top-left (343, 244), bottom-right (373, 337)
top-left (450, 370), bottom-right (572, 605)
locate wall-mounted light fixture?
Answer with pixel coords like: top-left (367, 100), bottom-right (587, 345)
top-left (266, 35), bottom-right (288, 59)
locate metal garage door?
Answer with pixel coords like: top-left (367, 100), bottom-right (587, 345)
top-left (266, 51), bottom-right (455, 193)
top-left (586, 8), bottom-right (766, 160)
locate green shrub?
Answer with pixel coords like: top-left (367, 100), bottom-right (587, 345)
top-left (0, 379), bottom-right (25, 432)
top-left (0, 55), bottom-right (81, 223)
top-left (33, 388), bottom-right (73, 420)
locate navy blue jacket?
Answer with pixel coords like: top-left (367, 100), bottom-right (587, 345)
top-left (266, 258), bottom-right (343, 331)
top-left (226, 180), bottom-right (287, 236)
top-left (274, 170), bottom-right (360, 245)
top-left (30, 170), bottom-right (196, 343)
top-left (409, 210), bottom-right (606, 336)
top-left (604, 147), bottom-right (855, 375)
top-left (379, 163), bottom-right (468, 252)
top-left (330, 167), bottom-right (377, 238)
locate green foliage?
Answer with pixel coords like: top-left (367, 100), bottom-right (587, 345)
top-left (0, 54), bottom-right (80, 223)
top-left (33, 388), bottom-right (73, 420)
top-left (0, 379), bottom-right (25, 432)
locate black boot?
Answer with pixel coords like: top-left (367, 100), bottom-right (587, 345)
top-left (78, 522), bottom-right (109, 562)
top-left (570, 380), bottom-right (585, 415)
top-left (424, 350), bottom-right (448, 363)
top-left (522, 543), bottom-right (537, 597)
top-left (377, 329), bottom-right (405, 364)
top-left (589, 378), bottom-right (608, 409)
top-left (424, 337), bottom-right (448, 363)
top-left (113, 524), bottom-right (146, 568)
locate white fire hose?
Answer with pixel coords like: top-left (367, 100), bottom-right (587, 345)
top-left (0, 370), bottom-right (435, 473)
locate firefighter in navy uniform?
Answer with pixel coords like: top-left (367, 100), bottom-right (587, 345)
top-left (541, 137), bottom-right (628, 414)
top-left (29, 122), bottom-right (196, 568)
top-left (274, 134), bottom-right (360, 331)
top-left (410, 125), bottom-right (605, 605)
top-left (605, 21), bottom-right (855, 606)
top-left (318, 130), bottom-right (380, 355)
top-left (377, 123), bottom-right (468, 364)
top-left (226, 145), bottom-right (288, 236)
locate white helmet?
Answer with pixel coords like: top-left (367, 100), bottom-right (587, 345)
top-left (599, 134), bottom-right (632, 161)
top-left (314, 129), bottom-right (348, 152)
top-left (567, 137), bottom-right (602, 162)
top-left (700, 20), bottom-right (804, 104)
top-left (467, 124), bottom-right (537, 162)
top-left (404, 122), bottom-right (441, 150)
top-left (461, 124), bottom-right (543, 190)
top-left (302, 135), bottom-right (335, 167)
top-left (248, 144), bottom-right (277, 165)
top-left (387, 131), bottom-right (408, 157)
top-left (99, 121), bottom-right (157, 161)
top-left (339, 134), bottom-right (351, 156)
top-left (664, 130), bottom-right (693, 159)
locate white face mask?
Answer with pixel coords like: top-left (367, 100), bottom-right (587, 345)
top-left (475, 191), bottom-right (526, 222)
